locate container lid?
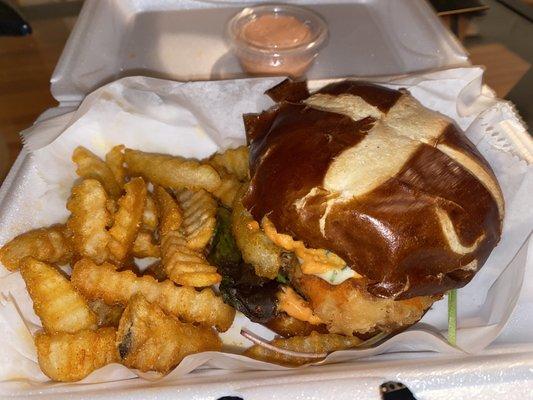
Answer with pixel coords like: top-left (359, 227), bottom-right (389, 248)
top-left (50, 0), bottom-right (469, 103)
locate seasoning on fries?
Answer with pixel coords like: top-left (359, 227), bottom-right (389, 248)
top-left (72, 146), bottom-right (122, 199)
top-left (71, 259), bottom-right (234, 331)
top-left (117, 294), bottom-right (221, 373)
top-left (108, 177), bottom-right (147, 262)
top-left (174, 188), bottom-right (217, 250)
top-left (67, 179), bottom-right (112, 264)
top-left (35, 328), bottom-right (118, 382)
top-left (157, 186), bottom-right (221, 287)
top-left (124, 149), bottom-right (221, 192)
top-left (20, 257), bottom-right (97, 333)
top-left (0, 144), bottom-right (251, 381)
top-left (0, 225), bottom-right (72, 271)
top-left (244, 331), bottom-right (362, 366)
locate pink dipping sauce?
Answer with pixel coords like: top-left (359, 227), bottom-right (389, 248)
top-left (241, 14), bottom-right (312, 49)
top-left (227, 5), bottom-right (328, 78)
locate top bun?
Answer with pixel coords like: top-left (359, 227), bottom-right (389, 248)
top-left (243, 79), bottom-right (503, 299)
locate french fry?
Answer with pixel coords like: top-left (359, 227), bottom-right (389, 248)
top-left (108, 177), bottom-right (147, 262)
top-left (124, 149), bottom-right (221, 192)
top-left (244, 331), bottom-right (362, 366)
top-left (132, 230), bottom-right (160, 258)
top-left (67, 179), bottom-right (112, 264)
top-left (105, 145), bottom-right (126, 187)
top-left (232, 188), bottom-right (283, 279)
top-left (0, 225), bottom-right (73, 271)
top-left (209, 146), bottom-right (249, 181)
top-left (174, 188), bottom-right (217, 250)
top-left (71, 259), bottom-right (235, 331)
top-left (35, 328), bottom-right (118, 382)
top-left (20, 258), bottom-right (97, 333)
top-left (72, 146), bottom-right (121, 198)
top-left (266, 313), bottom-right (328, 338)
top-left (132, 188), bottom-right (159, 259)
top-left (142, 192), bottom-right (158, 231)
top-left (211, 170), bottom-right (242, 208)
top-left (114, 263), bottom-right (144, 278)
top-left (143, 260), bottom-right (167, 282)
top-left (117, 295), bottom-right (221, 373)
top-left (156, 186), bottom-right (220, 287)
top-left (88, 299), bottom-right (124, 327)
top-left (207, 149), bottom-right (244, 207)
top-left (106, 198), bottom-right (118, 214)
top-left (161, 233), bottom-right (221, 287)
top-left (154, 186), bottom-right (182, 236)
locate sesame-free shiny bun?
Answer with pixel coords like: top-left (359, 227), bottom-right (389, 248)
top-left (243, 79), bottom-right (503, 300)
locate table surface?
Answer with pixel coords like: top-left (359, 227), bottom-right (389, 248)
top-left (0, 0), bottom-right (531, 182)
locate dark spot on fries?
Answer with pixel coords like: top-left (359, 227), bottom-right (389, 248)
top-left (118, 326), bottom-right (133, 360)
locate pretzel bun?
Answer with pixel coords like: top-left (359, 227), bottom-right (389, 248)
top-left (243, 80), bottom-right (503, 302)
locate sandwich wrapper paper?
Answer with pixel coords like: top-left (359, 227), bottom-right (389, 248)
top-left (0, 67), bottom-right (531, 389)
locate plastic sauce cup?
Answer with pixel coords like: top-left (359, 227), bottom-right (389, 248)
top-left (227, 4), bottom-right (328, 78)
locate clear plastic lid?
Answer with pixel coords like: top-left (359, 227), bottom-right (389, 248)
top-left (50, 0), bottom-right (469, 102)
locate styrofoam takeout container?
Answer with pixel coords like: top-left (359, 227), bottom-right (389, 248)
top-left (1, 0), bottom-right (532, 398)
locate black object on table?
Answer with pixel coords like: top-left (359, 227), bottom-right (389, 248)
top-left (380, 381), bottom-right (418, 400)
top-left (217, 397), bottom-right (243, 400)
top-left (0, 1), bottom-right (31, 36)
